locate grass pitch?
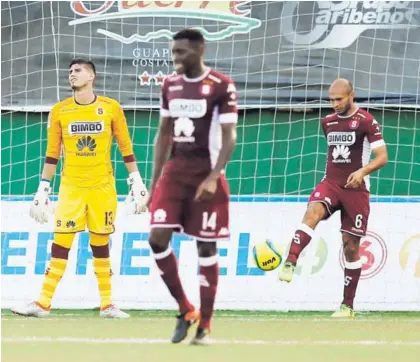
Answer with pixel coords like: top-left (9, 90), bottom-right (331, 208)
top-left (2, 310), bottom-right (420, 362)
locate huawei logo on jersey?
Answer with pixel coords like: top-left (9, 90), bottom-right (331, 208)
top-left (173, 117), bottom-right (195, 143)
top-left (76, 135), bottom-right (97, 157)
top-left (332, 145), bottom-right (351, 163)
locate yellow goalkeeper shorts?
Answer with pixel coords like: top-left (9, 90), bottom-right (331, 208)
top-left (54, 178), bottom-right (117, 235)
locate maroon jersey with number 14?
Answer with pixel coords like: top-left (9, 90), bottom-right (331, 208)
top-left (150, 68), bottom-right (238, 241)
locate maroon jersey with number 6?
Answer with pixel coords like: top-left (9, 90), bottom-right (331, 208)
top-left (321, 108), bottom-right (385, 191)
top-left (309, 108), bottom-right (386, 237)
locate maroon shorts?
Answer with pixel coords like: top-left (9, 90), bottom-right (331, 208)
top-left (149, 171), bottom-right (230, 241)
top-left (308, 179), bottom-right (370, 237)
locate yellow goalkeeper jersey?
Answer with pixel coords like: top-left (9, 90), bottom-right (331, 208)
top-left (46, 96), bottom-right (134, 188)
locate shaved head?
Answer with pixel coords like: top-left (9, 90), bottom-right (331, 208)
top-left (329, 78), bottom-right (353, 94)
top-left (328, 78), bottom-right (356, 116)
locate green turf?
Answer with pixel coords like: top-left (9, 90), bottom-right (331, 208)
top-left (2, 310), bottom-right (420, 362)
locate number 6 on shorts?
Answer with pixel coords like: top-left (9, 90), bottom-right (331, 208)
top-left (355, 214), bottom-right (363, 229)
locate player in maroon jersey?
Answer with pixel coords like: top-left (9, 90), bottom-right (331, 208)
top-left (279, 78), bottom-right (388, 317)
top-left (147, 29), bottom-right (238, 344)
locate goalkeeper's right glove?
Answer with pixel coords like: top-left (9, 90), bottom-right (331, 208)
top-left (29, 180), bottom-right (51, 224)
top-left (125, 172), bottom-right (148, 214)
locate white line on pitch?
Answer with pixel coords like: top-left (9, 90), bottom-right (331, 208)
top-left (3, 317), bottom-right (420, 323)
top-left (2, 337), bottom-right (420, 346)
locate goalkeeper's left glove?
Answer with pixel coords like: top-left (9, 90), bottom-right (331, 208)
top-left (125, 171), bottom-right (148, 214)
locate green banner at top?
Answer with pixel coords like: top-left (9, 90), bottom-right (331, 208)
top-left (1, 1), bottom-right (420, 108)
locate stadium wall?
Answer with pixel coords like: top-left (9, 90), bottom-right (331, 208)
top-left (1, 199), bottom-right (419, 310)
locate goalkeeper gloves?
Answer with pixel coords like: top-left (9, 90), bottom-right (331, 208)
top-left (29, 180), bottom-right (52, 224)
top-left (125, 171), bottom-right (148, 214)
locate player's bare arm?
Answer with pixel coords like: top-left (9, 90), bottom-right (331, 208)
top-left (40, 163), bottom-right (57, 181)
top-left (345, 145), bottom-right (388, 189)
top-left (195, 122), bottom-right (237, 201)
top-left (147, 116), bottom-right (173, 207)
top-left (125, 161), bottom-right (139, 174)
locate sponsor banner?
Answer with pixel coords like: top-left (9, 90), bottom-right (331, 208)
top-left (1, 200), bottom-right (419, 310)
top-left (1, 1), bottom-right (419, 108)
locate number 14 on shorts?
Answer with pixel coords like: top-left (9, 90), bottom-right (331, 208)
top-left (202, 212), bottom-right (217, 230)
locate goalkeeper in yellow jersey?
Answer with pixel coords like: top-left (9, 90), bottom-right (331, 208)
top-left (11, 58), bottom-right (148, 318)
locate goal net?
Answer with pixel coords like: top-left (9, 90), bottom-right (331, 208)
top-left (1, 1), bottom-right (420, 311)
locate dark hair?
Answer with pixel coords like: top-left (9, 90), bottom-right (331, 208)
top-left (173, 28), bottom-right (204, 43)
top-left (69, 58), bottom-right (96, 74)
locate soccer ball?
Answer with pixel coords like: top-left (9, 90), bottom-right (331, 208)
top-left (252, 240), bottom-right (283, 271)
